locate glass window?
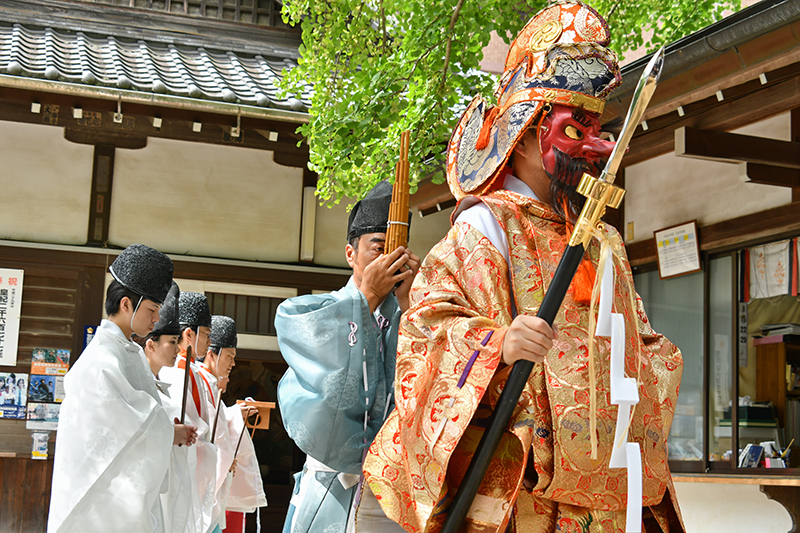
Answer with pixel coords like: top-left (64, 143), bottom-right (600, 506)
top-left (708, 256), bottom-right (733, 462)
top-left (742, 294), bottom-right (800, 465)
top-left (635, 268), bottom-right (704, 461)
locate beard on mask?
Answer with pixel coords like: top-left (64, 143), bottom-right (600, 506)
top-left (546, 147), bottom-right (604, 223)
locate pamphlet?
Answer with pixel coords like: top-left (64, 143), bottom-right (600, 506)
top-left (0, 372), bottom-right (28, 419)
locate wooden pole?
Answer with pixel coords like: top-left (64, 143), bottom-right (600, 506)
top-left (210, 394), bottom-right (223, 444)
top-left (179, 345), bottom-right (192, 424)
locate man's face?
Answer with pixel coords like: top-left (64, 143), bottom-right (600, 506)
top-left (538, 104), bottom-right (615, 183)
top-left (218, 348), bottom-right (236, 378)
top-left (345, 233), bottom-right (387, 287)
top-left (131, 298), bottom-right (161, 337)
top-left (183, 326), bottom-right (211, 358)
top-left (195, 326), bottom-right (212, 356)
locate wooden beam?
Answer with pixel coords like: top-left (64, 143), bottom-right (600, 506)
top-left (738, 162), bottom-right (800, 188)
top-left (625, 202), bottom-right (800, 267)
top-left (410, 179), bottom-right (452, 212)
top-left (65, 127), bottom-right (147, 150)
top-left (0, 96), bottom-right (308, 162)
top-left (625, 73), bottom-right (800, 167)
top-left (675, 126), bottom-right (800, 169)
top-left (0, 244), bottom-right (350, 294)
top-left (273, 150), bottom-right (309, 169)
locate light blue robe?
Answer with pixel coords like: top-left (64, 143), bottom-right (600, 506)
top-left (276, 278), bottom-right (400, 533)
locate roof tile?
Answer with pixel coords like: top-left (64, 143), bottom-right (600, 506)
top-left (0, 22), bottom-right (310, 111)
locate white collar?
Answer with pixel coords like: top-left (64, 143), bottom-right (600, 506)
top-left (154, 379), bottom-right (172, 398)
top-left (502, 174), bottom-right (539, 200)
top-left (99, 319), bottom-right (130, 342)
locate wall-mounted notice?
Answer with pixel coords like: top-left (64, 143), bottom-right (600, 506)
top-left (654, 221), bottom-right (701, 279)
top-left (0, 372), bottom-right (28, 419)
top-left (31, 348), bottom-right (71, 376)
top-left (0, 269), bottom-right (24, 367)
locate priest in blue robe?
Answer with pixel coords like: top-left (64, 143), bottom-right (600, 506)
top-left (276, 181), bottom-right (420, 533)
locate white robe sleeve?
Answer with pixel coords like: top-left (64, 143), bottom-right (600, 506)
top-left (225, 403), bottom-right (267, 513)
top-left (159, 361), bottom-right (218, 533)
top-left (48, 331), bottom-right (174, 533)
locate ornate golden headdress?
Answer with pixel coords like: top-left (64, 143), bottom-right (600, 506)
top-left (446, 1), bottom-right (621, 200)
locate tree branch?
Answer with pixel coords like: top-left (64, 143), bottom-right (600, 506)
top-left (381, 1), bottom-right (387, 55)
top-left (439, 0), bottom-right (466, 94)
top-left (606, 0), bottom-right (621, 20)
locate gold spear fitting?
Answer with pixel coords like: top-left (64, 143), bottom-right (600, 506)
top-left (568, 173), bottom-right (626, 248)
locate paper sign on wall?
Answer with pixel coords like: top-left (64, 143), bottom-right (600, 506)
top-left (0, 269), bottom-right (24, 366)
top-left (654, 222), bottom-right (701, 279)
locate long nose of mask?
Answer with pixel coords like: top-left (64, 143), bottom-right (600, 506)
top-left (539, 104), bottom-right (616, 177)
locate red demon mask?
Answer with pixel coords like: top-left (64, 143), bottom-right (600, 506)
top-left (538, 104), bottom-right (616, 184)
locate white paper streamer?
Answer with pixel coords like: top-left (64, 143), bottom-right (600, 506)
top-left (595, 253), bottom-right (642, 533)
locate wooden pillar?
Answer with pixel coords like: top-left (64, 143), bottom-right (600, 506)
top-left (87, 145), bottom-right (115, 246)
top-left (792, 107), bottom-right (799, 203)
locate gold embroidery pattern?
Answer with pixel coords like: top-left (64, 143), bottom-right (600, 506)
top-left (528, 20), bottom-right (563, 52)
top-left (363, 195), bottom-right (684, 533)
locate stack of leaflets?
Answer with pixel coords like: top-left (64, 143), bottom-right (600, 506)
top-left (758, 323), bottom-right (800, 336)
top-left (738, 443), bottom-right (764, 467)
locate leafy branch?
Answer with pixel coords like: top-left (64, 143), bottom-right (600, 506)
top-left (280, 0), bottom-right (741, 205)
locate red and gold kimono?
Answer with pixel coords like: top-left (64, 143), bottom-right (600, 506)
top-left (363, 190), bottom-right (685, 533)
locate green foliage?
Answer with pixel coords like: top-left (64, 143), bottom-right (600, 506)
top-left (280, 0), bottom-right (740, 204)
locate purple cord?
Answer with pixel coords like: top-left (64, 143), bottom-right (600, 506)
top-left (457, 331), bottom-right (494, 388)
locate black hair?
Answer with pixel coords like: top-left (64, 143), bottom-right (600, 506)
top-left (179, 325), bottom-right (204, 361)
top-left (131, 332), bottom-right (162, 349)
top-left (208, 346), bottom-right (222, 356)
top-left (105, 280), bottom-right (143, 317)
top-left (547, 147), bottom-right (592, 222)
top-left (180, 324), bottom-right (198, 336)
top-left (348, 236), bottom-right (360, 252)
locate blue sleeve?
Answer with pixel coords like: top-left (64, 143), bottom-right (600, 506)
top-left (275, 290), bottom-right (393, 475)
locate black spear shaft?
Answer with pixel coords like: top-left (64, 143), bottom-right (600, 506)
top-left (440, 243), bottom-right (586, 533)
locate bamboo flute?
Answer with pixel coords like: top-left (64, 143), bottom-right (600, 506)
top-left (385, 131), bottom-right (410, 253)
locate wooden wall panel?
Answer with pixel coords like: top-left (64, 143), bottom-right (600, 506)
top-left (0, 253), bottom-right (103, 531)
top-left (0, 458), bottom-right (54, 533)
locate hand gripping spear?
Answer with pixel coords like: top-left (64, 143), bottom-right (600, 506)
top-left (439, 48), bottom-right (665, 533)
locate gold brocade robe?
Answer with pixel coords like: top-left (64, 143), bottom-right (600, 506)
top-left (363, 190), bottom-right (685, 533)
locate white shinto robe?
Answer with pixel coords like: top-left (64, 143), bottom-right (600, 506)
top-left (48, 320), bottom-right (174, 533)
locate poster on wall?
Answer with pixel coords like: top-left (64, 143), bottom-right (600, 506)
top-left (31, 348), bottom-right (71, 375)
top-left (0, 269), bottom-right (24, 367)
top-left (26, 402), bottom-right (60, 430)
top-left (0, 372), bottom-right (28, 419)
top-left (31, 432), bottom-right (49, 460)
top-left (27, 374), bottom-right (64, 403)
top-left (26, 348), bottom-right (68, 429)
top-left (654, 221), bottom-right (702, 279)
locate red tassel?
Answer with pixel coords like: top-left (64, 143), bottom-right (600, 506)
top-left (475, 106), bottom-right (500, 151)
top-left (562, 198), bottom-right (595, 305)
top-left (572, 260), bottom-right (596, 305)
